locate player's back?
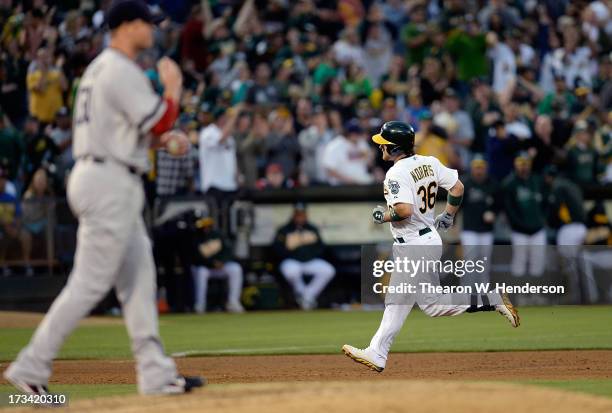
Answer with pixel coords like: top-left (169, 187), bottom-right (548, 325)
top-left (72, 48), bottom-right (164, 172)
top-left (384, 154), bottom-right (458, 239)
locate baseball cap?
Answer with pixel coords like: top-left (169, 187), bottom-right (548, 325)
top-left (294, 202), bottom-right (307, 212)
top-left (514, 151), bottom-right (531, 164)
top-left (345, 118), bottom-right (363, 134)
top-left (106, 0), bottom-right (164, 30)
top-left (573, 120), bottom-right (589, 133)
top-left (471, 153), bottom-right (487, 167)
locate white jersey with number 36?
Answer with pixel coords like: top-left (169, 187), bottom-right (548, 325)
top-left (383, 155), bottom-right (458, 240)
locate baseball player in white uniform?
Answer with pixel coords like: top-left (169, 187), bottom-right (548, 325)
top-left (4, 0), bottom-right (203, 395)
top-left (342, 121), bottom-right (520, 372)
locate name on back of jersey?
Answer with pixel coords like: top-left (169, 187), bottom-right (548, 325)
top-left (410, 164), bottom-right (435, 183)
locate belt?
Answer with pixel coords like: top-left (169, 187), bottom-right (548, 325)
top-left (78, 155), bottom-right (139, 176)
top-left (394, 227), bottom-right (432, 244)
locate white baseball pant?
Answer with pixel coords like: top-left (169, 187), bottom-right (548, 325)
top-left (460, 231), bottom-right (494, 284)
top-left (3, 160), bottom-right (177, 394)
top-left (192, 261), bottom-right (243, 313)
top-left (510, 229), bottom-right (546, 277)
top-left (280, 258), bottom-right (335, 304)
top-left (367, 229), bottom-right (500, 368)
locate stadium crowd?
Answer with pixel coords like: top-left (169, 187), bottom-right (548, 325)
top-left (0, 0), bottom-right (611, 306)
top-left (0, 0), bottom-right (610, 197)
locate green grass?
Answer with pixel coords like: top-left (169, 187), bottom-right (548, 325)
top-left (1, 306), bottom-right (611, 403)
top-left (1, 306), bottom-right (611, 361)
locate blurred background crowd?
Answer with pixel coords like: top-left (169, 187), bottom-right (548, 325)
top-left (0, 0), bottom-right (611, 311)
top-left (0, 0), bottom-right (610, 197)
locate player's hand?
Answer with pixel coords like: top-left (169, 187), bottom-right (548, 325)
top-left (161, 130), bottom-right (190, 157)
top-left (434, 211), bottom-right (454, 231)
top-left (157, 57), bottom-right (182, 101)
top-left (372, 205), bottom-right (386, 224)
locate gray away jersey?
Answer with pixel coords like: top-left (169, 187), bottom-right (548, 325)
top-left (72, 48), bottom-right (166, 172)
top-left (383, 155), bottom-right (458, 239)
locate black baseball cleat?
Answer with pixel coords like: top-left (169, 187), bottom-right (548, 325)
top-left (183, 375), bottom-right (205, 392)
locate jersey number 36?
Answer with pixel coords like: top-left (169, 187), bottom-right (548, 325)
top-left (417, 182), bottom-right (437, 213)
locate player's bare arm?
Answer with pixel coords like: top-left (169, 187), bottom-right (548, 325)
top-left (434, 178), bottom-right (464, 231)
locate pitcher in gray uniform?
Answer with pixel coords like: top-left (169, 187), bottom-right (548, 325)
top-left (4, 0), bottom-right (203, 396)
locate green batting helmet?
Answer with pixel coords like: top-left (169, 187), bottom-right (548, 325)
top-left (372, 121), bottom-right (415, 155)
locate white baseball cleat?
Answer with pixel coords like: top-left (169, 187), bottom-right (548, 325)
top-left (496, 292), bottom-right (520, 327)
top-left (226, 301), bottom-right (245, 313)
top-left (341, 345), bottom-right (384, 372)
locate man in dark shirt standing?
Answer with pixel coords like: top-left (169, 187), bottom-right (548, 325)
top-left (503, 152), bottom-right (547, 277)
top-left (460, 155), bottom-right (498, 283)
top-left (273, 203), bottom-right (335, 310)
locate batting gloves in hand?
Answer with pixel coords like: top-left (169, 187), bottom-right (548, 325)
top-left (434, 211), bottom-right (454, 231)
top-left (372, 205), bottom-right (386, 224)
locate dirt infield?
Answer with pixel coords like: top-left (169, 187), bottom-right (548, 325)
top-left (1, 350), bottom-right (610, 385)
top-left (3, 380), bottom-right (612, 413)
top-left (0, 312), bottom-right (123, 328)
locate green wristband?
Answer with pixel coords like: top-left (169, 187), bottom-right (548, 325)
top-left (447, 193), bottom-right (463, 207)
top-left (390, 207), bottom-right (404, 222)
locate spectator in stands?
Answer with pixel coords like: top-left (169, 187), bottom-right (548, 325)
top-left (26, 47), bottom-right (67, 124)
top-left (526, 114), bottom-right (565, 173)
top-left (0, 110), bottom-right (24, 184)
top-left (246, 62), bottom-right (281, 107)
top-left (191, 216), bottom-right (244, 314)
top-left (486, 119), bottom-right (520, 181)
top-left (198, 106), bottom-right (239, 196)
top-left (0, 167), bottom-right (31, 276)
top-left (467, 78), bottom-right (501, 154)
top-left (503, 100), bottom-right (532, 140)
top-left (400, 4), bottom-right (429, 67)
top-left (332, 27), bottom-right (364, 68)
top-left (460, 155), bottom-right (498, 282)
top-left (21, 168), bottom-right (53, 272)
top-left (540, 24), bottom-right (596, 93)
top-left (265, 108), bottom-right (300, 180)
top-left (23, 116), bottom-right (58, 192)
top-left (273, 203), bottom-right (335, 310)
top-left (234, 111), bottom-right (265, 189)
top-left (362, 3), bottom-right (393, 87)
top-left (503, 153), bottom-right (546, 277)
top-left (155, 146), bottom-right (195, 198)
top-left (438, 88), bottom-right (474, 168)
top-left (486, 32), bottom-right (516, 96)
top-left (415, 111), bottom-right (458, 167)
top-left (298, 108), bottom-right (335, 186)
top-left (445, 15), bottom-right (488, 86)
top-left (0, 39), bottom-right (29, 126)
top-left (564, 120), bottom-right (601, 185)
top-left (419, 56), bottom-right (448, 105)
top-left (403, 88), bottom-right (428, 129)
top-left (256, 163), bottom-right (295, 190)
top-left (322, 119), bottom-right (373, 185)
top-left (48, 107), bottom-right (73, 186)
